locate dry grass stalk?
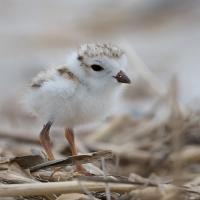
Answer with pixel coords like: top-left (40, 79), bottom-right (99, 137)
top-left (30, 150), bottom-right (112, 172)
top-left (56, 193), bottom-right (98, 200)
top-left (0, 181), bottom-right (137, 197)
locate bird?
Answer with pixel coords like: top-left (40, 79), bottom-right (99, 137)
top-left (24, 43), bottom-right (131, 173)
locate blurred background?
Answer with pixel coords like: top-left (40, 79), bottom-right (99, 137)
top-left (0, 0), bottom-right (200, 168)
top-left (0, 0), bottom-right (199, 121)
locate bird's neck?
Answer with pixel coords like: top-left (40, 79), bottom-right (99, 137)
top-left (65, 52), bottom-right (85, 81)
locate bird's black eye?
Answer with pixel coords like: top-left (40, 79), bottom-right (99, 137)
top-left (91, 64), bottom-right (104, 71)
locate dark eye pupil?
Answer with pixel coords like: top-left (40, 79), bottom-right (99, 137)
top-left (91, 64), bottom-right (104, 71)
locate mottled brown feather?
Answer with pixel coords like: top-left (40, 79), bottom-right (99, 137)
top-left (30, 66), bottom-right (80, 89)
top-left (30, 71), bottom-right (49, 88)
top-left (57, 67), bottom-right (80, 83)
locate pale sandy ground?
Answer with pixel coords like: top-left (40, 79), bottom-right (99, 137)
top-left (0, 0), bottom-right (199, 130)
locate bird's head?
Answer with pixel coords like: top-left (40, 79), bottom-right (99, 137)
top-left (68, 43), bottom-right (131, 91)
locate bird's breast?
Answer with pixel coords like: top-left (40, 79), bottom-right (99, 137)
top-left (62, 88), bottom-right (114, 126)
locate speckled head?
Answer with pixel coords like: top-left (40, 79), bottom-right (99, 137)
top-left (78, 43), bottom-right (124, 59)
top-left (76, 43), bottom-right (130, 86)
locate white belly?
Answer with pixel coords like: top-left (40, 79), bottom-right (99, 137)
top-left (27, 82), bottom-right (115, 128)
top-left (53, 92), bottom-right (112, 127)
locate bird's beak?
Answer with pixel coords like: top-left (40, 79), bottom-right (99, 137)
top-left (113, 70), bottom-right (131, 84)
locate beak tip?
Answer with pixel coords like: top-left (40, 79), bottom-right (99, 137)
top-left (126, 79), bottom-right (131, 84)
top-left (114, 70), bottom-right (131, 84)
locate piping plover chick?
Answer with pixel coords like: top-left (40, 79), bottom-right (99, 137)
top-left (24, 43), bottom-right (131, 172)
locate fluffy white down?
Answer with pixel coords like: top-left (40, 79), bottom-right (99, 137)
top-left (24, 48), bottom-right (128, 128)
top-left (25, 70), bottom-right (121, 128)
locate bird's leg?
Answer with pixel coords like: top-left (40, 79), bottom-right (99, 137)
top-left (39, 121), bottom-right (55, 160)
top-left (65, 128), bottom-right (86, 173)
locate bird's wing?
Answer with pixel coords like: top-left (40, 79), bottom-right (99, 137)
top-left (30, 66), bottom-right (80, 88)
